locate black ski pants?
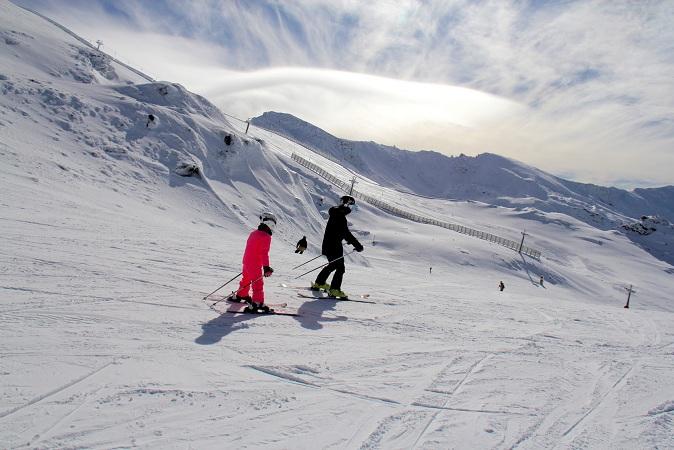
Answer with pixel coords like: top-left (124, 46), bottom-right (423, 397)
top-left (315, 253), bottom-right (345, 290)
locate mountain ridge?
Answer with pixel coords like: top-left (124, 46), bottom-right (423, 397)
top-left (252, 111), bottom-right (673, 217)
top-left (252, 111), bottom-right (674, 265)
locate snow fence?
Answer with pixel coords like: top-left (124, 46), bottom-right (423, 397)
top-left (291, 153), bottom-right (542, 261)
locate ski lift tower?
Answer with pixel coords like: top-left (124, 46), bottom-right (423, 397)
top-left (348, 176), bottom-right (357, 195)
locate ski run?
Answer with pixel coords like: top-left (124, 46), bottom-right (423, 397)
top-left (1, 2), bottom-right (674, 449)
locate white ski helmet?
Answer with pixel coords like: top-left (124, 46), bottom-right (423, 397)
top-left (259, 212), bottom-right (277, 231)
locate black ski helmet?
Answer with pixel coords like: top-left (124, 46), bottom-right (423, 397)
top-left (340, 195), bottom-right (355, 206)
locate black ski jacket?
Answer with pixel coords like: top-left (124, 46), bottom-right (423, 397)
top-left (321, 205), bottom-right (361, 256)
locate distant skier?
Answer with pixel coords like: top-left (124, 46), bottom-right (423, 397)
top-left (539, 275), bottom-right (544, 287)
top-left (232, 212), bottom-right (276, 313)
top-left (146, 114), bottom-right (155, 128)
top-left (429, 267), bottom-right (432, 275)
top-left (499, 281), bottom-right (505, 292)
top-left (295, 236), bottom-right (307, 254)
top-left (312, 195), bottom-right (363, 298)
top-left (224, 134), bottom-right (232, 146)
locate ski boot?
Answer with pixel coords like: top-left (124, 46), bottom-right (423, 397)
top-left (311, 282), bottom-right (330, 291)
top-left (328, 288), bottom-right (348, 299)
top-left (259, 304), bottom-right (274, 314)
top-left (244, 302), bottom-right (274, 314)
top-left (229, 294), bottom-right (252, 303)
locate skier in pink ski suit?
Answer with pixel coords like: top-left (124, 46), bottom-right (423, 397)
top-left (235, 213), bottom-right (276, 307)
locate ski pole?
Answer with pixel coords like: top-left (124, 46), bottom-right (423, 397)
top-left (291, 254), bottom-right (323, 270)
top-left (294, 250), bottom-right (356, 279)
top-left (203, 272), bottom-right (242, 300)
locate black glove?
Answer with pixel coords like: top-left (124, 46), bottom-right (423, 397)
top-left (263, 266), bottom-right (274, 277)
top-left (354, 242), bottom-right (364, 252)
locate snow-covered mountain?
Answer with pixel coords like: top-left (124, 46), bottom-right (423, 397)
top-left (253, 111), bottom-right (674, 265)
top-left (0, 2), bottom-right (338, 245)
top-left (2, 2), bottom-right (674, 448)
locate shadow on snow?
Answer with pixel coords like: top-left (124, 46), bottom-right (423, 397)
top-left (194, 297), bottom-right (347, 344)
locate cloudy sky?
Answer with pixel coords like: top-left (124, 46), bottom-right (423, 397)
top-left (13, 0), bottom-right (674, 188)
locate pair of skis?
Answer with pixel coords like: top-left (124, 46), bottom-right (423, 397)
top-left (206, 295), bottom-right (299, 317)
top-left (292, 287), bottom-right (375, 304)
top-left (206, 286), bottom-right (374, 317)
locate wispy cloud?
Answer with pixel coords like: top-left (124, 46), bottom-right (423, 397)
top-left (199, 66), bottom-right (523, 149)
top-left (12, 0), bottom-right (674, 187)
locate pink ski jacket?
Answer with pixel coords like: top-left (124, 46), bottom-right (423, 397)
top-left (242, 229), bottom-right (271, 268)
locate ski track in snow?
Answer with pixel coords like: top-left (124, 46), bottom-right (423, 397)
top-left (24, 384), bottom-right (109, 448)
top-left (348, 352), bottom-right (508, 449)
top-left (509, 312), bottom-right (665, 450)
top-left (247, 365), bottom-right (403, 406)
top-left (0, 359), bottom-right (115, 420)
top-left (407, 354), bottom-right (494, 449)
top-left (556, 361), bottom-right (638, 445)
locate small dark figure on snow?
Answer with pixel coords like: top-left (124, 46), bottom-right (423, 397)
top-left (295, 236), bottom-right (307, 254)
top-left (312, 195), bottom-right (363, 298)
top-left (232, 212), bottom-right (277, 313)
top-left (429, 267), bottom-right (432, 275)
top-left (539, 275), bottom-right (544, 287)
top-left (224, 134), bottom-right (232, 146)
top-left (146, 114), bottom-right (155, 128)
top-left (499, 281), bottom-right (505, 292)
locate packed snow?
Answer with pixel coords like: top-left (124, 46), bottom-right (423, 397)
top-left (1, 2), bottom-right (673, 449)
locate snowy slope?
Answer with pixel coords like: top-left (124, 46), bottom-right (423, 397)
top-left (2, 3), bottom-right (674, 449)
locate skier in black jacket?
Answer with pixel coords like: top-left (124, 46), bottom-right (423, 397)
top-left (295, 236), bottom-right (307, 254)
top-left (312, 195), bottom-right (363, 298)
